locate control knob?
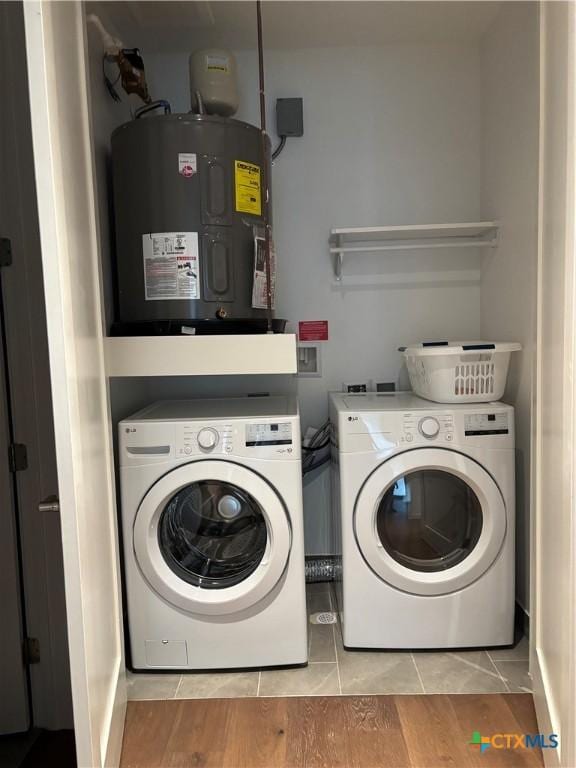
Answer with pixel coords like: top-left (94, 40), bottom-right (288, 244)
top-left (198, 427), bottom-right (219, 450)
top-left (418, 416), bottom-right (440, 439)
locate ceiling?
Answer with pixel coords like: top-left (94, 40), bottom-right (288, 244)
top-left (87, 1), bottom-right (503, 53)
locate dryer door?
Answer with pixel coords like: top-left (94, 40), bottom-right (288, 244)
top-left (133, 460), bottom-right (291, 615)
top-left (354, 448), bottom-right (506, 596)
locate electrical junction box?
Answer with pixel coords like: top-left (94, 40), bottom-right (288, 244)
top-left (276, 98), bottom-right (304, 137)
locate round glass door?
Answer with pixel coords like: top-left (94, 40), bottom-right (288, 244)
top-left (354, 449), bottom-right (506, 596)
top-left (376, 470), bottom-right (483, 573)
top-left (159, 480), bottom-right (268, 589)
top-left (133, 461), bottom-right (292, 615)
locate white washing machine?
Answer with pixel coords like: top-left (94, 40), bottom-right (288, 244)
top-left (330, 392), bottom-right (515, 649)
top-left (119, 396), bottom-right (307, 670)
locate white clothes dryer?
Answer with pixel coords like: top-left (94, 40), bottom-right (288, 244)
top-left (119, 396), bottom-right (307, 670)
top-left (330, 392), bottom-right (515, 649)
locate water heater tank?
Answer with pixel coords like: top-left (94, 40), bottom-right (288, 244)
top-left (111, 113), bottom-right (275, 332)
top-left (189, 49), bottom-right (239, 117)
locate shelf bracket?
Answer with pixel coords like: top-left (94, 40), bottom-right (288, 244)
top-left (334, 235), bottom-right (343, 280)
top-left (335, 252), bottom-right (344, 281)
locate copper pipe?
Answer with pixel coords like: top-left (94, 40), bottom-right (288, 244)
top-left (256, 0), bottom-right (273, 333)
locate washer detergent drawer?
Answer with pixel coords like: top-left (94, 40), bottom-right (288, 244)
top-left (145, 640), bottom-right (188, 667)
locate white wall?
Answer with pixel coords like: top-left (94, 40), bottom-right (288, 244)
top-left (145, 44), bottom-right (484, 552)
top-left (479, 3), bottom-right (539, 613)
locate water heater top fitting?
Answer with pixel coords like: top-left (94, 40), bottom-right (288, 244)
top-left (189, 49), bottom-right (239, 117)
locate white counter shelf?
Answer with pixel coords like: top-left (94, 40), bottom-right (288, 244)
top-left (105, 334), bottom-right (297, 377)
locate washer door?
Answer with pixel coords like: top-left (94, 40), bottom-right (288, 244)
top-left (354, 449), bottom-right (506, 596)
top-left (134, 461), bottom-right (291, 615)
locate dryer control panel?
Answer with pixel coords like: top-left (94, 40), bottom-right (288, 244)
top-left (464, 412), bottom-right (510, 436)
top-left (403, 413), bottom-right (455, 443)
top-left (330, 393), bottom-right (515, 454)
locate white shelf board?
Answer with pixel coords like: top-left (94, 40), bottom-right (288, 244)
top-left (330, 221), bottom-right (499, 245)
top-left (105, 334), bottom-right (297, 377)
top-left (334, 269), bottom-right (482, 287)
top-left (329, 221), bottom-right (499, 280)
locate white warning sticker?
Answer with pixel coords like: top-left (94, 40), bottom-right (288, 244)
top-left (142, 232), bottom-right (200, 301)
top-left (178, 153), bottom-right (197, 178)
top-left (206, 54), bottom-right (230, 73)
top-left (252, 235), bottom-right (276, 310)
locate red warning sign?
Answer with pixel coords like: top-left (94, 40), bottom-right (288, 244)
top-left (299, 320), bottom-right (329, 342)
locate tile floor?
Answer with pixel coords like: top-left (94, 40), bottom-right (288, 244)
top-left (127, 582), bottom-right (531, 701)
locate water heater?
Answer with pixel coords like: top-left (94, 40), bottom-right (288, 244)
top-left (110, 112), bottom-right (279, 334)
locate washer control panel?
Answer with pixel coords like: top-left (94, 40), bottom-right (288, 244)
top-left (197, 427), bottom-right (219, 450)
top-left (175, 422), bottom-right (234, 456)
top-left (175, 421), bottom-right (294, 456)
top-left (245, 421), bottom-right (293, 447)
top-left (121, 415), bottom-right (300, 464)
top-left (402, 412), bottom-right (455, 443)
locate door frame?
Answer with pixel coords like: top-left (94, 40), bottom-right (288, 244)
top-left (531, 2), bottom-right (576, 766)
top-left (23, 1), bottom-right (127, 765)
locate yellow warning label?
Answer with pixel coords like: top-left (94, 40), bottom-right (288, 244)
top-left (206, 55), bottom-right (230, 73)
top-left (235, 160), bottom-right (261, 216)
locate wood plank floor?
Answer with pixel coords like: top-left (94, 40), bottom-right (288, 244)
top-left (120, 694), bottom-right (544, 768)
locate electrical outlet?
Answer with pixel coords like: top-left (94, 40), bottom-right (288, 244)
top-left (343, 381), bottom-right (370, 393)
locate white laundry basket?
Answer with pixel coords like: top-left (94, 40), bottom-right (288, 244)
top-left (400, 341), bottom-right (521, 403)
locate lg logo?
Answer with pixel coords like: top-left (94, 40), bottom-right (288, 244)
top-left (348, 416), bottom-right (359, 422)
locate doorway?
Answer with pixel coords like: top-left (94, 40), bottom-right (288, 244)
top-left (0, 2), bottom-right (74, 765)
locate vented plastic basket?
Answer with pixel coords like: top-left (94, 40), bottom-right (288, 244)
top-left (400, 341), bottom-right (521, 403)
